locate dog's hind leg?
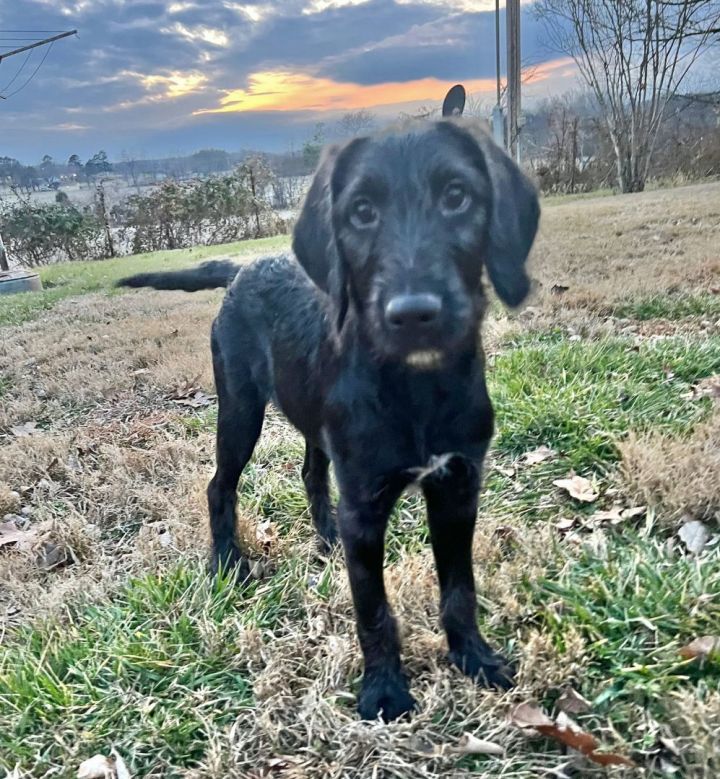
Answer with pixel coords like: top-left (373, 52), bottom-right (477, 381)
top-left (207, 336), bottom-right (265, 579)
top-left (301, 443), bottom-right (337, 553)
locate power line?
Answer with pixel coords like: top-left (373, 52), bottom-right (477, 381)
top-left (0, 29), bottom-right (76, 63)
top-left (0, 50), bottom-right (32, 94)
top-left (2, 41), bottom-right (54, 99)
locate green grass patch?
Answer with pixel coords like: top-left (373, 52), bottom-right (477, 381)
top-left (526, 533), bottom-right (720, 742)
top-left (613, 293), bottom-right (720, 322)
top-left (0, 565), bottom-right (254, 776)
top-left (489, 335), bottom-right (720, 469)
top-left (0, 235), bottom-right (290, 327)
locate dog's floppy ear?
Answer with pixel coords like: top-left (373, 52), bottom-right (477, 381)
top-left (292, 144), bottom-right (350, 331)
top-left (292, 144), bottom-right (341, 293)
top-left (448, 120), bottom-right (540, 307)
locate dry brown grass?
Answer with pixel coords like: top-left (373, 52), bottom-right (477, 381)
top-left (530, 182), bottom-right (720, 309)
top-left (620, 409), bottom-right (720, 528)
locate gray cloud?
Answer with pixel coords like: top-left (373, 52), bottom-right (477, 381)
top-left (1, 0), bottom-right (560, 162)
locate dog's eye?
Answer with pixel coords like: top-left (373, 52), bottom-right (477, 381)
top-left (440, 182), bottom-right (470, 215)
top-left (350, 198), bottom-right (378, 228)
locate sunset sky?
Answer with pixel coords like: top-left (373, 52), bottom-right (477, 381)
top-left (1, 1), bottom-right (580, 162)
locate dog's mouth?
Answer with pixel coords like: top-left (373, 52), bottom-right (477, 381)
top-left (404, 349), bottom-right (445, 370)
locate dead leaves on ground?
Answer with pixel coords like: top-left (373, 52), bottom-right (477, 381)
top-left (553, 475), bottom-right (599, 503)
top-left (682, 374), bottom-right (720, 401)
top-left (452, 732), bottom-right (505, 756)
top-left (556, 687), bottom-right (592, 715)
top-left (77, 750), bottom-right (131, 779)
top-left (510, 702), bottom-right (636, 768)
top-left (678, 518), bottom-right (711, 555)
top-left (166, 376), bottom-right (216, 408)
top-left (555, 504), bottom-right (647, 533)
top-left (522, 445), bottom-right (557, 466)
top-left (680, 635), bottom-right (720, 662)
top-left (1, 517), bottom-right (76, 571)
top-left (9, 421), bottom-right (39, 438)
top-left (0, 518), bottom-right (37, 549)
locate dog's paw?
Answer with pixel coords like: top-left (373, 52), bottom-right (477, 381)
top-left (357, 669), bottom-right (417, 722)
top-left (449, 641), bottom-right (515, 691)
top-left (209, 543), bottom-right (251, 582)
top-left (317, 522), bottom-right (339, 555)
top-left (313, 510), bottom-right (339, 555)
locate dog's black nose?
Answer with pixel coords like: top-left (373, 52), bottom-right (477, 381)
top-left (385, 293), bottom-right (442, 330)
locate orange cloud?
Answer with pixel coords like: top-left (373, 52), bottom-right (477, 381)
top-left (195, 58), bottom-right (573, 116)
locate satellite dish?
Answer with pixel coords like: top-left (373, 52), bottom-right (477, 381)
top-left (442, 84), bottom-right (466, 117)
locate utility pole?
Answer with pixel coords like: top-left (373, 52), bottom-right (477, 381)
top-left (491, 0), bottom-right (505, 148)
top-left (506, 0), bottom-right (521, 163)
top-left (0, 30), bottom-right (76, 65)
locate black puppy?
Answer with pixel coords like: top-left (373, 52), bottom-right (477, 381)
top-left (118, 118), bottom-right (539, 722)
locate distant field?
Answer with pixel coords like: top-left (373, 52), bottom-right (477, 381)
top-left (1, 181), bottom-right (719, 777)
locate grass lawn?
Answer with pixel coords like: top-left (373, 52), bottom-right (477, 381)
top-left (1, 182), bottom-right (719, 777)
top-left (0, 234), bottom-right (290, 327)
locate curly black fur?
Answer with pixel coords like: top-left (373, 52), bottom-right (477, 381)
top-left (118, 119), bottom-right (539, 722)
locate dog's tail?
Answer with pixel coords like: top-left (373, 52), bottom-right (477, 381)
top-left (116, 259), bottom-right (240, 291)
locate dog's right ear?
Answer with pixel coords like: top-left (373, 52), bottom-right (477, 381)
top-left (292, 144), bottom-right (341, 293)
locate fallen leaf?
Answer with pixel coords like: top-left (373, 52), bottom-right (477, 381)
top-left (588, 506), bottom-right (624, 524)
top-left (166, 376), bottom-right (202, 400)
top-left (10, 421), bottom-right (38, 438)
top-left (111, 749), bottom-right (131, 779)
top-left (493, 525), bottom-right (519, 542)
top-left (553, 475), bottom-right (599, 503)
top-left (172, 391), bottom-right (216, 408)
top-left (511, 703), bottom-right (636, 768)
top-left (683, 375), bottom-right (720, 401)
top-left (622, 506), bottom-right (647, 519)
top-left (494, 464), bottom-right (516, 478)
top-left (0, 520), bottom-right (36, 549)
top-left (255, 520), bottom-right (277, 550)
top-left (555, 517), bottom-right (576, 532)
top-left (455, 732), bottom-right (505, 756)
top-left (556, 687), bottom-right (592, 715)
top-left (680, 635), bottom-right (720, 660)
top-left (510, 702), bottom-right (554, 730)
top-left (36, 540), bottom-right (76, 571)
top-left (77, 755), bottom-right (114, 779)
top-left (522, 445), bottom-right (557, 466)
top-left (553, 711), bottom-right (600, 755)
top-left (678, 519), bottom-right (710, 555)
top-left (658, 737), bottom-right (680, 757)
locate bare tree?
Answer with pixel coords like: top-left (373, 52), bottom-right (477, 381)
top-left (536, 0), bottom-right (720, 192)
top-left (336, 109), bottom-right (376, 137)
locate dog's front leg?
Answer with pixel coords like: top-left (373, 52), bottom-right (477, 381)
top-left (338, 491), bottom-right (416, 722)
top-left (423, 456), bottom-right (515, 689)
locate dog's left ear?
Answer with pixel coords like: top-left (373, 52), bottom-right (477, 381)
top-left (478, 131), bottom-right (540, 306)
top-left (445, 121), bottom-right (540, 307)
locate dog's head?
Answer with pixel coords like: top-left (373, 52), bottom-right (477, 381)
top-left (293, 119), bottom-right (539, 365)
